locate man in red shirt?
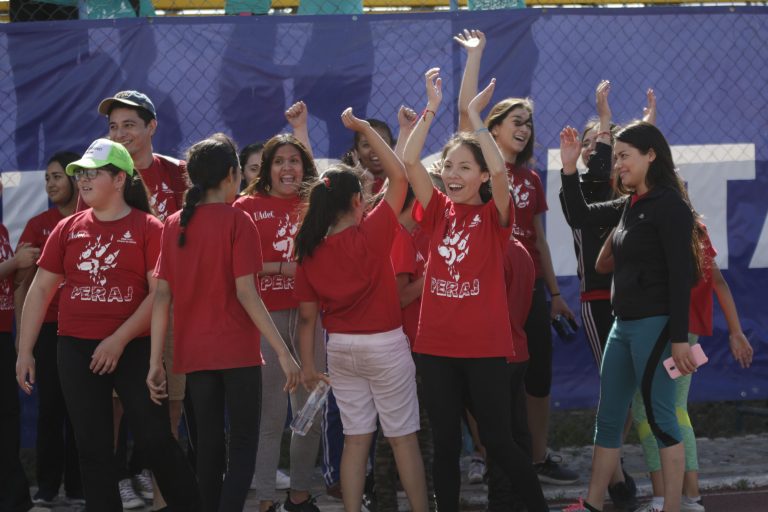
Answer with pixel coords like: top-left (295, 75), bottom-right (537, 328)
top-left (98, 90), bottom-right (189, 223)
top-left (96, 90), bottom-right (190, 509)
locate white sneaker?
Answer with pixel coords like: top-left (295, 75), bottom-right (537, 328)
top-left (681, 496), bottom-right (706, 511)
top-left (276, 469), bottom-right (291, 490)
top-left (119, 479), bottom-right (145, 509)
top-left (467, 456), bottom-right (486, 484)
top-left (132, 469), bottom-right (154, 500)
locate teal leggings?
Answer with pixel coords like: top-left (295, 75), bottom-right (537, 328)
top-left (632, 334), bottom-right (699, 473)
top-left (595, 316), bottom-right (681, 449)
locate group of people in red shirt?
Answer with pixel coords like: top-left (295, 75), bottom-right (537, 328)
top-left (0, 28), bottom-right (755, 512)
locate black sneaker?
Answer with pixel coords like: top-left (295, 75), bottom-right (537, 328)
top-left (534, 453), bottom-right (579, 485)
top-left (608, 479), bottom-right (639, 510)
top-left (280, 496), bottom-right (320, 512)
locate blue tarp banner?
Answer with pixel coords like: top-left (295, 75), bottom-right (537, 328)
top-left (1, 8), bottom-right (766, 447)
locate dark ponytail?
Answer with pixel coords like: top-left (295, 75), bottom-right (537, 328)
top-left (102, 163), bottom-right (152, 214)
top-left (294, 166), bottom-right (362, 263)
top-left (178, 133), bottom-right (239, 247)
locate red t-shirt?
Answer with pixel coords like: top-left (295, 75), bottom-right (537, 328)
top-left (294, 201), bottom-right (402, 334)
top-left (233, 193), bottom-right (301, 312)
top-left (413, 190), bottom-right (515, 358)
top-left (139, 155), bottom-right (190, 222)
top-left (506, 164), bottom-right (547, 277)
top-left (37, 209), bottom-right (162, 340)
top-left (0, 225), bottom-right (14, 332)
top-left (504, 238), bottom-right (535, 362)
top-left (390, 224), bottom-right (423, 346)
top-left (18, 208), bottom-right (66, 323)
top-left (155, 204), bottom-right (264, 373)
top-left (689, 226), bottom-right (717, 337)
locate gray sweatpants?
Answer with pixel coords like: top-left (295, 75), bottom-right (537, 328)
top-left (252, 308), bottom-right (326, 501)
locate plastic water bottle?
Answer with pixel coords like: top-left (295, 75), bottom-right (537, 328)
top-left (290, 380), bottom-right (330, 436)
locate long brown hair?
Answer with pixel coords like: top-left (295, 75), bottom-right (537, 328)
top-left (242, 134), bottom-right (317, 197)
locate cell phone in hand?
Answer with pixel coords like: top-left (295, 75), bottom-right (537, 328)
top-left (663, 343), bottom-right (708, 379)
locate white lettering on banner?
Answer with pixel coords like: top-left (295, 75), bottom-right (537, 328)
top-left (430, 277), bottom-right (480, 298)
top-left (260, 275), bottom-right (294, 291)
top-left (546, 144), bottom-right (759, 275)
top-left (71, 286), bottom-right (134, 303)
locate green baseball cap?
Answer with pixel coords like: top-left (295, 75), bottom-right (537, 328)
top-left (66, 139), bottom-right (135, 176)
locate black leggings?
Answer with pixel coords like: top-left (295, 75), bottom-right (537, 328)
top-left (0, 333), bottom-right (33, 512)
top-left (33, 323), bottom-right (81, 498)
top-left (58, 336), bottom-right (199, 512)
top-left (487, 361), bottom-right (542, 511)
top-left (418, 355), bottom-right (548, 512)
top-left (524, 278), bottom-right (553, 397)
top-left (186, 366), bottom-right (261, 512)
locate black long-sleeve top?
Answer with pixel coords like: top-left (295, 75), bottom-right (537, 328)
top-left (560, 171), bottom-right (694, 342)
top-left (559, 142), bottom-right (614, 295)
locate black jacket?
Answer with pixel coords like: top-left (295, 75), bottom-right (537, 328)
top-left (560, 171), bottom-right (694, 342)
top-left (559, 142), bottom-right (614, 295)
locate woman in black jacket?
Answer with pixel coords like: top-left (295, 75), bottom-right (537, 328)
top-left (559, 121), bottom-right (700, 512)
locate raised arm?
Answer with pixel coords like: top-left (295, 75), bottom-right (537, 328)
top-left (286, 101), bottom-right (314, 158)
top-left (455, 29), bottom-right (486, 132)
top-left (467, 78), bottom-right (512, 227)
top-left (642, 88), bottom-right (657, 126)
top-left (393, 105), bottom-right (418, 160)
top-left (402, 67), bottom-right (443, 210)
top-left (341, 107), bottom-right (407, 215)
top-left (560, 126), bottom-right (625, 228)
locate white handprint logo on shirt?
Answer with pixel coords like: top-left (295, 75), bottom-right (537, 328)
top-left (437, 213), bottom-right (481, 281)
top-left (76, 235), bottom-right (120, 286)
top-left (510, 177), bottom-right (536, 209)
top-left (272, 214), bottom-right (298, 260)
top-left (150, 182), bottom-right (172, 221)
top-left (0, 241), bottom-right (12, 304)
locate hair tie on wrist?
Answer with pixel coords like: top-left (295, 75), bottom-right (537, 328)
top-left (421, 108), bottom-right (436, 122)
top-left (597, 131), bottom-right (612, 138)
top-left (475, 127), bottom-right (489, 134)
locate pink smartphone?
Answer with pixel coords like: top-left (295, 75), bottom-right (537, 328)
top-left (663, 343), bottom-right (708, 379)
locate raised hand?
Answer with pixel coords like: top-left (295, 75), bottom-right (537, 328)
top-left (454, 28), bottom-right (486, 54)
top-left (340, 107), bottom-right (371, 132)
top-left (560, 126), bottom-right (581, 174)
top-left (398, 105), bottom-right (418, 130)
top-left (468, 78), bottom-right (495, 116)
top-left (425, 67), bottom-right (443, 109)
top-left (596, 80), bottom-right (611, 123)
top-left (642, 88), bottom-right (657, 125)
top-left (285, 101), bottom-right (309, 129)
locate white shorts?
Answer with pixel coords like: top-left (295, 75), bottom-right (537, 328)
top-left (327, 327), bottom-right (420, 437)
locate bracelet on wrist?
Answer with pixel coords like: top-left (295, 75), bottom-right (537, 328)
top-left (551, 292), bottom-right (561, 297)
top-left (421, 108), bottom-right (436, 121)
top-left (475, 127), bottom-right (489, 134)
top-left (597, 131), bottom-right (611, 138)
